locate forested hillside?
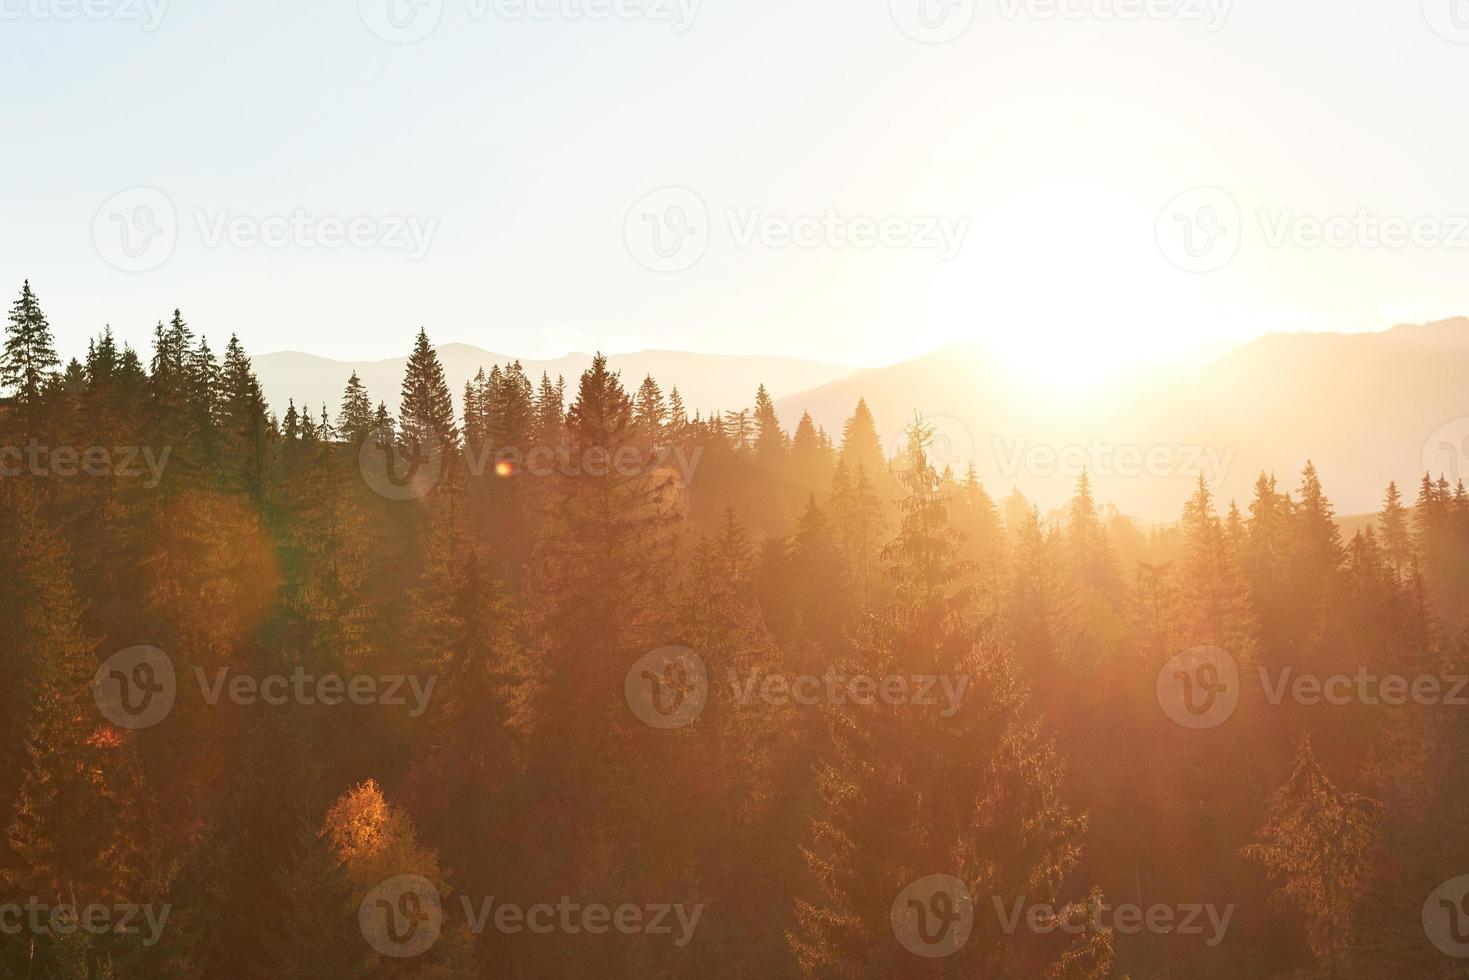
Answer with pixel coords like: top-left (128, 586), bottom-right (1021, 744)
top-left (4, 280), bottom-right (1469, 978)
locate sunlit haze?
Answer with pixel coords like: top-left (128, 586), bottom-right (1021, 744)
top-left (5, 0), bottom-right (1469, 371)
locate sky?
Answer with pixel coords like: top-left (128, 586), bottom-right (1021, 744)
top-left (3, 0), bottom-right (1468, 382)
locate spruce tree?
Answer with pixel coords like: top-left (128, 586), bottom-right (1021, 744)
top-left (337, 371), bottom-right (374, 446)
top-left (1378, 481), bottom-right (1413, 581)
top-left (2, 280), bottom-right (60, 423)
top-left (1065, 471), bottom-right (1121, 601)
top-left (792, 422), bottom-right (1090, 977)
top-left (1241, 736), bottom-right (1383, 975)
top-left (398, 327), bottom-right (458, 451)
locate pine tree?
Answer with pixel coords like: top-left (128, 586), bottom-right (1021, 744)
top-left (792, 421), bottom-right (1089, 977)
top-left (788, 496), bottom-right (853, 657)
top-left (399, 327), bottom-right (458, 452)
top-left (828, 461), bottom-right (886, 611)
top-left (633, 373), bottom-right (668, 444)
top-left (1378, 481), bottom-right (1413, 581)
top-left (1178, 475), bottom-right (1254, 656)
top-left (1241, 735), bottom-right (1383, 975)
top-left (337, 371), bottom-right (374, 446)
top-left (836, 398), bottom-right (885, 478)
top-left (462, 368), bottom-right (488, 460)
top-left (1065, 471), bottom-right (1121, 601)
top-left (524, 352), bottom-right (681, 799)
top-left (666, 385), bottom-right (688, 441)
top-left (791, 411), bottom-right (834, 499)
top-left (752, 384), bottom-right (786, 466)
top-left (2, 280), bottom-right (60, 418)
top-left (724, 407), bottom-right (754, 453)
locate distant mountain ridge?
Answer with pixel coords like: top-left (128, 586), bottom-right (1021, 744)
top-left (775, 317), bottom-right (1469, 522)
top-left (254, 319), bottom-right (1469, 523)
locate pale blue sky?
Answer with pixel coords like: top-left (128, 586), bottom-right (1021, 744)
top-left (3, 0), bottom-right (1468, 379)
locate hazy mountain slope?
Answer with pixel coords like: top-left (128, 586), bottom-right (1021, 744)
top-left (776, 318), bottom-right (1469, 522)
top-left (253, 345), bottom-right (854, 422)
